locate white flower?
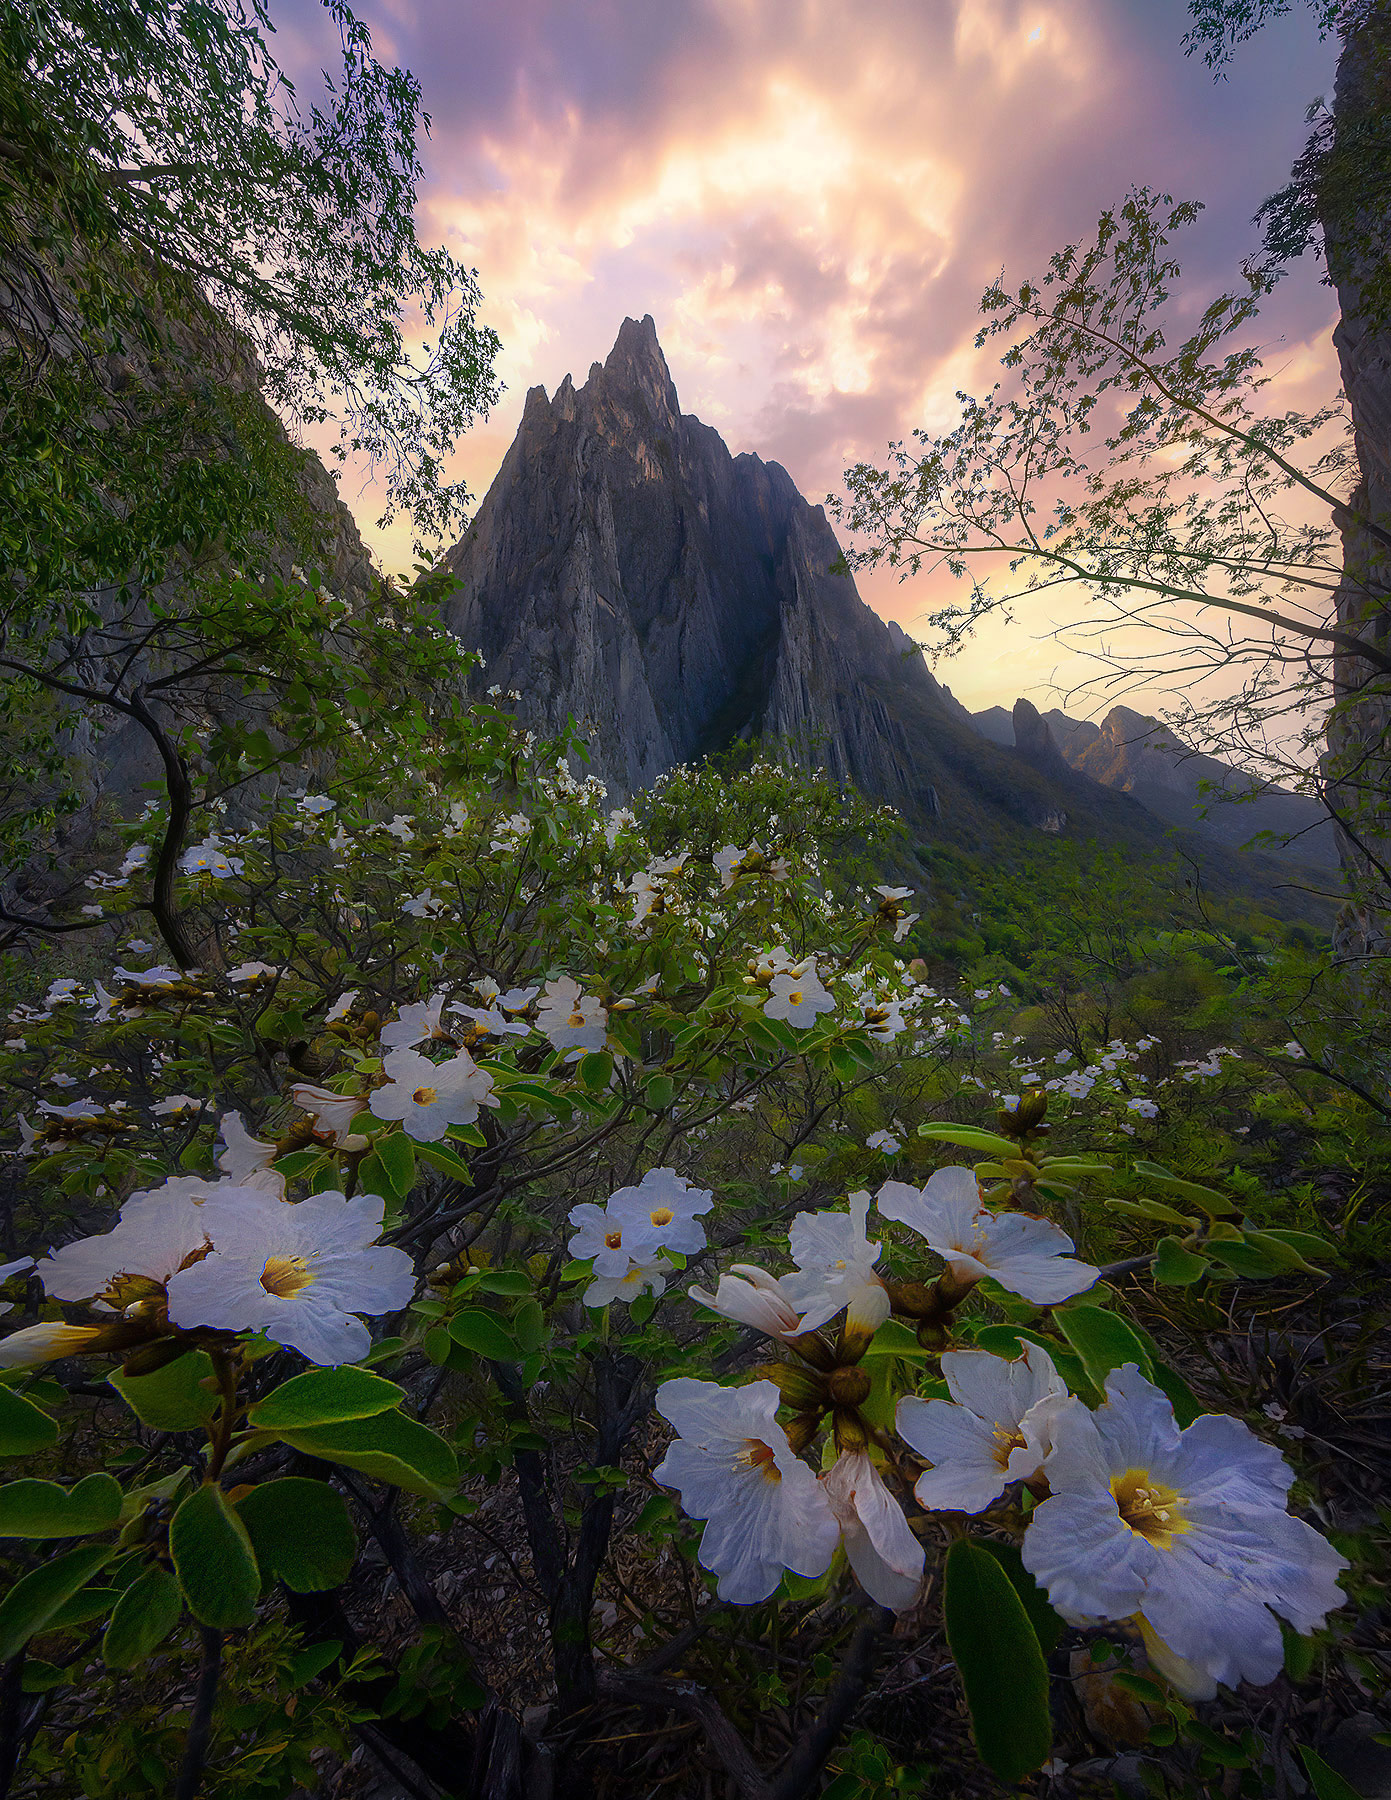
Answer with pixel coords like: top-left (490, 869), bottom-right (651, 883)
top-left (1022, 1366), bottom-right (1348, 1699)
top-left (877, 1168), bottom-right (1099, 1305)
top-left (896, 1345), bottom-right (1068, 1513)
top-left (537, 976), bottom-right (608, 1053)
top-left (401, 888), bottom-right (445, 919)
top-left (763, 962), bottom-right (836, 1029)
top-left (781, 1193), bottom-right (891, 1334)
top-left (297, 794), bottom-right (335, 816)
top-left (866, 1130), bottom-right (901, 1155)
top-left (290, 1082), bottom-right (370, 1149)
top-left (380, 992), bottom-right (451, 1050)
top-left (653, 1378), bottom-right (840, 1602)
top-left (38, 1183), bottom-right (216, 1301)
top-left (1126, 1097), bottom-right (1159, 1120)
top-left (166, 1188), bottom-right (415, 1366)
top-left (715, 843), bottom-right (789, 890)
top-left (119, 845), bottom-right (151, 878)
top-left (217, 1112), bottom-right (285, 1196)
top-left (372, 1047), bottom-right (498, 1141)
top-left (324, 990), bottom-right (359, 1024)
top-left (44, 979), bottom-right (81, 1005)
top-left (180, 839), bottom-right (242, 879)
top-left (823, 1451), bottom-right (925, 1611)
top-left (604, 807), bottom-right (636, 848)
top-left (688, 1264), bottom-right (805, 1337)
top-left (151, 1094), bottom-right (201, 1118)
top-left (226, 962), bottom-right (280, 984)
top-left (582, 1255), bottom-right (668, 1308)
top-left (1282, 1041), bottom-right (1306, 1060)
top-left (450, 1002), bottom-right (532, 1039)
top-left (384, 814), bottom-right (415, 843)
top-left (567, 1203), bottom-right (659, 1277)
top-left (114, 965), bottom-right (187, 989)
top-left (606, 1168), bottom-right (713, 1256)
top-left (37, 1098), bottom-right (109, 1124)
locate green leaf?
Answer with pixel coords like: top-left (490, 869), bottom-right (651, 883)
top-left (1259, 1228), bottom-right (1336, 1264)
top-left (0, 1544), bottom-right (114, 1661)
top-left (414, 1140), bottom-right (472, 1182)
top-left (169, 1483), bottom-right (260, 1629)
top-left (473, 1270), bottom-right (532, 1296)
top-left (1241, 1229), bottom-right (1328, 1276)
top-left (943, 1537), bottom-right (1052, 1784)
top-left (643, 1074), bottom-right (674, 1110)
top-left (1055, 1306), bottom-right (1154, 1390)
top-left (274, 1411), bottom-right (458, 1500)
top-left (109, 1351), bottom-right (218, 1430)
top-left (288, 1639), bottom-right (343, 1687)
top-left (1132, 1163), bottom-right (1241, 1219)
top-left (0, 1474), bottom-right (122, 1538)
top-left (248, 1367), bottom-right (405, 1432)
top-left (1148, 1357), bottom-right (1204, 1429)
top-left (1203, 1239), bottom-right (1281, 1279)
top-left (861, 1318), bottom-right (930, 1361)
top-left (977, 1539), bottom-right (1065, 1655)
top-left (1153, 1236), bottom-right (1209, 1286)
top-left (103, 1567), bottom-right (183, 1669)
top-left (0, 1385), bottom-right (60, 1457)
top-left (1106, 1196), bottom-right (1198, 1229)
top-left (236, 1479), bottom-right (357, 1592)
top-left (448, 1309), bottom-right (518, 1362)
top-left (578, 1051), bottom-right (613, 1092)
top-left (46, 1586), bottom-right (119, 1631)
top-left (374, 1130), bottom-right (417, 1198)
top-left (1281, 1620), bottom-right (1319, 1683)
top-left (513, 1299), bottom-right (548, 1354)
top-left (917, 1124), bottom-right (1020, 1159)
top-left (1297, 1747), bottom-right (1365, 1800)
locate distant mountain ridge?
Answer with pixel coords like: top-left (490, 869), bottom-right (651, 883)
top-left (972, 703), bottom-right (1338, 870)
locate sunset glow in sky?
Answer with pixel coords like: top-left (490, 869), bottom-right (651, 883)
top-left (284, 0), bottom-right (1342, 715)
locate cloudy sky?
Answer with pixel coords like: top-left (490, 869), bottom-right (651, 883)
top-left (283, 0), bottom-right (1341, 714)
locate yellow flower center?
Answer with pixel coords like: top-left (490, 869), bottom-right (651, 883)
top-left (261, 1254), bottom-right (314, 1299)
top-left (1112, 1468), bottom-right (1189, 1551)
top-left (787, 990), bottom-right (803, 1005)
top-left (413, 1085), bottom-right (438, 1105)
top-left (568, 1009), bottom-right (586, 1028)
top-left (990, 1424), bottom-right (1029, 1470)
top-left (649, 1207), bottom-right (675, 1227)
top-left (604, 1230), bottom-right (624, 1250)
top-left (737, 1440), bottom-right (782, 1482)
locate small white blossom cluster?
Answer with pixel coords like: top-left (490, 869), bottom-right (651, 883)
top-left (568, 1169), bottom-right (713, 1306)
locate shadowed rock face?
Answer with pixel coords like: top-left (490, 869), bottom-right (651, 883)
top-left (972, 702), bottom-right (1340, 870)
top-left (434, 316), bottom-right (1109, 837)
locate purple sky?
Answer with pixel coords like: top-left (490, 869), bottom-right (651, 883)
top-left (281, 0), bottom-right (1342, 713)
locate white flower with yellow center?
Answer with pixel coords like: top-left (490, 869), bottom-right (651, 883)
top-left (372, 1046), bottom-right (499, 1141)
top-left (537, 976), bottom-right (608, 1053)
top-left (877, 1168), bottom-right (1099, 1305)
top-left (566, 1203), bottom-right (659, 1277)
top-left (380, 991), bottom-right (452, 1051)
top-left (606, 1168), bottom-right (712, 1256)
top-left (1022, 1366), bottom-right (1348, 1699)
top-left (896, 1345), bottom-right (1068, 1513)
top-left (165, 1189), bottom-right (415, 1366)
top-left (763, 962), bottom-right (836, 1030)
top-left (582, 1254), bottom-right (669, 1309)
top-left (780, 1192), bottom-right (891, 1335)
top-left (654, 1378), bottom-right (840, 1603)
top-left (290, 1081), bottom-right (370, 1149)
top-left (823, 1450), bottom-right (925, 1611)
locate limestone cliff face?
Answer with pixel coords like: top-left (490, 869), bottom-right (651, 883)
top-left (437, 316), bottom-right (1090, 833)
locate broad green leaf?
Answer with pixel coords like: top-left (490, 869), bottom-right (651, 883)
top-left (274, 1411), bottom-right (458, 1500)
top-left (0, 1385), bottom-right (59, 1457)
top-left (1259, 1228), bottom-right (1336, 1264)
top-left (643, 1074), bottom-right (674, 1110)
top-left (248, 1367), bottom-right (404, 1431)
top-left (0, 1473), bottom-right (122, 1538)
top-left (1132, 1163), bottom-right (1241, 1218)
top-left (1241, 1229), bottom-right (1328, 1276)
top-left (288, 1639), bottom-right (343, 1687)
top-left (169, 1483), bottom-right (260, 1629)
top-left (1297, 1748), bottom-right (1364, 1800)
top-left (1056, 1306), bottom-right (1153, 1390)
top-left (578, 1051), bottom-right (613, 1092)
top-left (943, 1537), bottom-right (1052, 1784)
top-left (1148, 1357), bottom-right (1205, 1429)
top-left (236, 1479), bottom-right (357, 1591)
top-left (415, 1140), bottom-right (472, 1182)
top-left (1153, 1236), bottom-right (1209, 1286)
top-left (1203, 1239), bottom-right (1281, 1279)
top-left (448, 1309), bottom-right (518, 1362)
top-left (917, 1124), bottom-right (1020, 1159)
top-left (0, 1543), bottom-right (114, 1660)
top-left (1106, 1196), bottom-right (1197, 1229)
top-left (1038, 1156), bottom-right (1113, 1175)
top-left (46, 1586), bottom-right (119, 1631)
top-left (446, 1121), bottom-right (489, 1146)
top-left (977, 1540), bottom-right (1065, 1655)
top-left (374, 1130), bottom-right (416, 1198)
top-left (473, 1270), bottom-right (532, 1296)
top-left (103, 1567), bottom-right (183, 1668)
top-left (861, 1318), bottom-right (930, 1360)
top-left (109, 1351), bottom-right (218, 1430)
top-left (1281, 1620), bottom-right (1319, 1683)
top-left (513, 1299), bottom-right (548, 1354)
